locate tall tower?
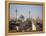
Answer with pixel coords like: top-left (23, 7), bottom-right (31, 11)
top-left (29, 8), bottom-right (30, 19)
top-left (16, 9), bottom-right (17, 19)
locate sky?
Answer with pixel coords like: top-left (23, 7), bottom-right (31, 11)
top-left (10, 4), bottom-right (42, 20)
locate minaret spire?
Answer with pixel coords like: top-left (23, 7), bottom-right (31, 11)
top-left (29, 8), bottom-right (30, 19)
top-left (16, 8), bottom-right (17, 19)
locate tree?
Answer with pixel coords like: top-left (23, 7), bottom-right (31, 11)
top-left (26, 18), bottom-right (32, 31)
top-left (26, 18), bottom-right (32, 24)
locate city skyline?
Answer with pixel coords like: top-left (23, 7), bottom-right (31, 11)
top-left (10, 4), bottom-right (42, 20)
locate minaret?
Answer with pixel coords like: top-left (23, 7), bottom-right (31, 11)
top-left (29, 8), bottom-right (30, 19)
top-left (16, 9), bottom-right (17, 19)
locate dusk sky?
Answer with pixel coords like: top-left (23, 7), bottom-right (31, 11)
top-left (10, 4), bottom-right (42, 20)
